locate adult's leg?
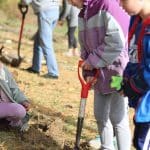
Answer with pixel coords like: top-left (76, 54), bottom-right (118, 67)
top-left (68, 26), bottom-right (77, 49)
top-left (110, 95), bottom-right (131, 150)
top-left (32, 30), bottom-right (43, 72)
top-left (65, 26), bottom-right (78, 56)
top-left (94, 92), bottom-right (114, 150)
top-left (38, 8), bottom-right (59, 76)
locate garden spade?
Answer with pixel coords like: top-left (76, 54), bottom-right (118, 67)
top-left (74, 60), bottom-right (99, 150)
top-left (11, 4), bottom-right (28, 67)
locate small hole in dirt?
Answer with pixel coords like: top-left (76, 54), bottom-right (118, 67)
top-left (63, 141), bottom-right (90, 150)
top-left (63, 144), bottom-right (72, 150)
top-left (38, 124), bottom-right (49, 132)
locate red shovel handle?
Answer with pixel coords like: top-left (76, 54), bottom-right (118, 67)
top-left (78, 60), bottom-right (99, 98)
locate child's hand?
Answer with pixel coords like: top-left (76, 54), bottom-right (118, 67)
top-left (58, 20), bottom-right (64, 26)
top-left (18, 1), bottom-right (28, 7)
top-left (21, 101), bottom-right (30, 111)
top-left (86, 76), bottom-right (97, 86)
top-left (81, 61), bottom-right (93, 70)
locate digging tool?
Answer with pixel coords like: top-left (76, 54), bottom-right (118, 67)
top-left (74, 60), bottom-right (99, 150)
top-left (11, 4), bottom-right (28, 67)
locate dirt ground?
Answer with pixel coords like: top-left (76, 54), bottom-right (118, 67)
top-left (0, 7), bottom-right (135, 150)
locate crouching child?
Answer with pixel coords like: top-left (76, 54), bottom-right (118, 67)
top-left (0, 62), bottom-right (30, 131)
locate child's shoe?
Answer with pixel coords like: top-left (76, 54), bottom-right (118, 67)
top-left (20, 113), bottom-right (30, 132)
top-left (88, 136), bottom-right (101, 149)
top-left (73, 48), bottom-right (80, 56)
top-left (9, 113), bottom-right (30, 132)
top-left (63, 48), bottom-right (74, 57)
top-left (88, 136), bottom-right (118, 150)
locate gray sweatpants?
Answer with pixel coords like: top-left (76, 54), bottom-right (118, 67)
top-left (94, 92), bottom-right (131, 150)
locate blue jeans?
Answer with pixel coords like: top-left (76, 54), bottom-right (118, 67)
top-left (32, 7), bottom-right (59, 76)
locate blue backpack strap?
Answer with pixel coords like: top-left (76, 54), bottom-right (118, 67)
top-left (124, 16), bottom-right (150, 108)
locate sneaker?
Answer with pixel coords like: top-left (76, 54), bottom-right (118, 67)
top-left (89, 136), bottom-right (118, 150)
top-left (88, 136), bottom-right (101, 150)
top-left (63, 51), bottom-right (74, 57)
top-left (73, 48), bottom-right (80, 56)
top-left (20, 113), bottom-right (30, 132)
top-left (113, 136), bottom-right (118, 150)
top-left (43, 74), bottom-right (58, 79)
top-left (63, 48), bottom-right (74, 57)
top-left (8, 113), bottom-right (30, 132)
top-left (26, 67), bottom-right (39, 74)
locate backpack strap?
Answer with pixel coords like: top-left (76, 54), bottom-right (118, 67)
top-left (128, 16), bottom-right (150, 63)
top-left (128, 16), bottom-right (140, 45)
top-left (137, 17), bottom-right (150, 62)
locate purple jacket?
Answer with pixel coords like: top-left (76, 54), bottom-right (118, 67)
top-left (78, 0), bottom-right (130, 94)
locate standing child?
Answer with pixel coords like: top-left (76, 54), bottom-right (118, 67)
top-left (59, 0), bottom-right (80, 57)
top-left (70, 0), bottom-right (131, 149)
top-left (119, 0), bottom-right (150, 149)
top-left (0, 62), bottom-right (30, 131)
